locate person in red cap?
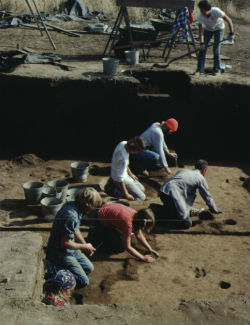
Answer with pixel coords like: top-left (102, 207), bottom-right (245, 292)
top-left (132, 119), bottom-right (178, 175)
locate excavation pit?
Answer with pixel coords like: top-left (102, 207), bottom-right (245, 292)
top-left (0, 15), bottom-right (249, 324)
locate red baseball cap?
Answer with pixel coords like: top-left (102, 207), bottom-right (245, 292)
top-left (165, 118), bottom-right (178, 132)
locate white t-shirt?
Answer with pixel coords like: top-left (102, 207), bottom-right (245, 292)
top-left (111, 141), bottom-right (132, 183)
top-left (197, 7), bottom-right (225, 31)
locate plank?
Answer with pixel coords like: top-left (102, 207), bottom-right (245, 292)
top-left (117, 0), bottom-right (195, 9)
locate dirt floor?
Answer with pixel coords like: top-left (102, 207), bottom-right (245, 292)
top-left (0, 157), bottom-right (249, 319)
top-left (0, 18), bottom-right (249, 81)
top-left (0, 8), bottom-right (249, 325)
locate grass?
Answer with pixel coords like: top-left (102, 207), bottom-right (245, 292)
top-left (0, 0), bottom-right (249, 23)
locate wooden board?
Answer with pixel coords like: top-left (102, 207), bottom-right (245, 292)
top-left (117, 0), bottom-right (195, 9)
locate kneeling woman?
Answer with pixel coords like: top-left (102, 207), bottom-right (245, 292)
top-left (88, 203), bottom-right (159, 263)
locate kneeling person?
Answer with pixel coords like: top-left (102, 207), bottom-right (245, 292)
top-left (88, 203), bottom-right (159, 263)
top-left (159, 159), bottom-right (221, 228)
top-left (111, 136), bottom-right (146, 201)
top-left (46, 187), bottom-right (102, 289)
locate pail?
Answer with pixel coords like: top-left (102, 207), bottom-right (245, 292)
top-left (71, 161), bottom-right (89, 183)
top-left (41, 197), bottom-right (63, 221)
top-left (124, 50), bottom-right (139, 65)
top-left (102, 57), bottom-right (119, 76)
top-left (48, 180), bottom-right (68, 201)
top-left (22, 181), bottom-right (44, 204)
top-left (42, 186), bottom-right (62, 199)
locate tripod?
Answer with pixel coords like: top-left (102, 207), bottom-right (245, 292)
top-left (24, 0), bottom-right (56, 50)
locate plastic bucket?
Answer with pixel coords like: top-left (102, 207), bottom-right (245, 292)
top-left (42, 186), bottom-right (62, 200)
top-left (22, 181), bottom-right (44, 204)
top-left (41, 197), bottom-right (63, 221)
top-left (124, 50), bottom-right (139, 65)
top-left (102, 57), bottom-right (119, 76)
top-left (47, 180), bottom-right (68, 201)
top-left (71, 161), bottom-right (89, 183)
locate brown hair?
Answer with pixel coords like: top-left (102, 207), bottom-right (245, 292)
top-left (75, 187), bottom-right (102, 214)
top-left (133, 208), bottom-right (155, 233)
top-left (127, 136), bottom-right (146, 152)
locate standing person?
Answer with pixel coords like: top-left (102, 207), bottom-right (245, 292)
top-left (87, 203), bottom-right (159, 262)
top-left (159, 159), bottom-right (221, 228)
top-left (196, 0), bottom-right (234, 76)
top-left (132, 119), bottom-right (179, 175)
top-left (111, 136), bottom-right (146, 201)
top-left (46, 187), bottom-right (102, 289)
top-left (43, 269), bottom-right (76, 307)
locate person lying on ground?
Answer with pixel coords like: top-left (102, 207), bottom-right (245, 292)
top-left (196, 0), bottom-right (234, 76)
top-left (159, 159), bottom-right (221, 229)
top-left (87, 203), bottom-right (159, 263)
top-left (46, 187), bottom-right (102, 289)
top-left (131, 119), bottom-right (178, 175)
top-left (43, 269), bottom-right (76, 307)
top-left (111, 136), bottom-right (146, 201)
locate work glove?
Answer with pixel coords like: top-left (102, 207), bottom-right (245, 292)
top-left (228, 32), bottom-right (235, 43)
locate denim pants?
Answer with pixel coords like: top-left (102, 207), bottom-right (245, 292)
top-left (47, 249), bottom-right (94, 289)
top-left (133, 150), bottom-right (162, 170)
top-left (197, 28), bottom-right (224, 73)
top-left (113, 180), bottom-right (146, 201)
top-left (159, 191), bottom-right (192, 229)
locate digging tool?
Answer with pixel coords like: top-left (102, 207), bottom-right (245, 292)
top-left (152, 37), bottom-right (231, 69)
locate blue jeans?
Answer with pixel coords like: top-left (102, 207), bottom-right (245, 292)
top-left (47, 249), bottom-right (94, 289)
top-left (133, 150), bottom-right (162, 170)
top-left (113, 180), bottom-right (146, 201)
top-left (197, 29), bottom-right (224, 73)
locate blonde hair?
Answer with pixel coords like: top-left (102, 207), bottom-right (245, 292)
top-left (75, 187), bottom-right (102, 214)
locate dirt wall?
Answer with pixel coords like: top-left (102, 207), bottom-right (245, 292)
top-left (0, 71), bottom-right (249, 162)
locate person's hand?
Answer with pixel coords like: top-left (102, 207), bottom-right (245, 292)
top-left (166, 167), bottom-right (172, 174)
top-left (126, 193), bottom-right (134, 201)
top-left (228, 32), bottom-right (235, 43)
top-left (209, 207), bottom-right (222, 214)
top-left (150, 249), bottom-right (160, 258)
top-left (142, 255), bottom-right (156, 263)
top-left (131, 174), bottom-right (138, 181)
top-left (82, 243), bottom-right (96, 256)
top-left (168, 152), bottom-right (178, 159)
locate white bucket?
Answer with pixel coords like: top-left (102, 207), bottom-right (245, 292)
top-left (102, 57), bottom-right (119, 76)
top-left (124, 50), bottom-right (139, 65)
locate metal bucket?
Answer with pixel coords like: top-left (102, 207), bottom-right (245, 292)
top-left (66, 187), bottom-right (83, 201)
top-left (41, 197), bottom-right (63, 221)
top-left (71, 161), bottom-right (89, 183)
top-left (47, 180), bottom-right (68, 201)
top-left (42, 186), bottom-right (62, 200)
top-left (124, 50), bottom-right (139, 65)
top-left (22, 181), bottom-right (44, 204)
top-left (102, 57), bottom-right (119, 76)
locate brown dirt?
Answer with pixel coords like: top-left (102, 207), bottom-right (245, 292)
top-left (0, 158), bottom-right (249, 310)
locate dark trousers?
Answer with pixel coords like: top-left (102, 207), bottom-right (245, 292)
top-left (159, 192), bottom-right (192, 229)
top-left (87, 220), bottom-right (124, 254)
